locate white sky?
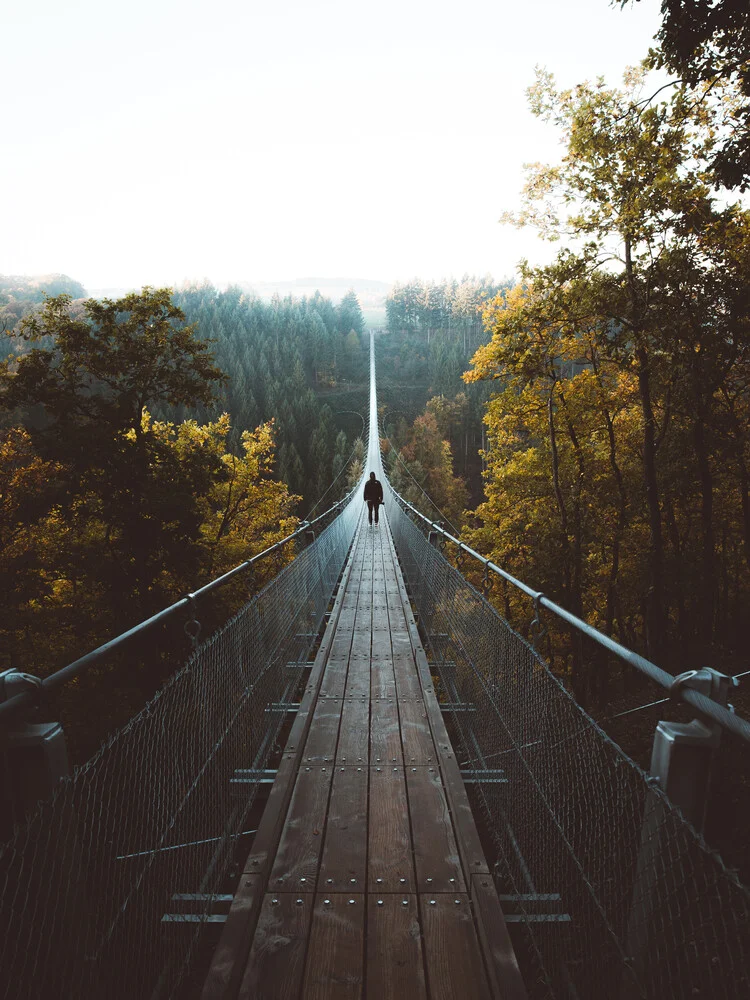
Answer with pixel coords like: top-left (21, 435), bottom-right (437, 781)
top-left (2, 0), bottom-right (663, 291)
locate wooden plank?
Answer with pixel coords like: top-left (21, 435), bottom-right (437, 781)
top-left (319, 767), bottom-right (368, 891)
top-left (303, 894), bottom-right (365, 1000)
top-left (370, 698), bottom-right (403, 765)
top-left (238, 892), bottom-right (313, 1000)
top-left (201, 875), bottom-right (264, 1000)
top-left (412, 648), bottom-right (491, 877)
top-left (370, 628), bottom-right (394, 660)
top-left (241, 752), bottom-right (297, 876)
top-left (370, 659), bottom-right (395, 700)
top-left (384, 520), bottom-right (525, 994)
top-left (371, 619), bottom-right (391, 657)
top-left (328, 631), bottom-right (354, 662)
top-left (368, 765), bottom-right (415, 892)
top-left (399, 699), bottom-right (437, 764)
top-left (390, 632), bottom-right (413, 659)
top-left (392, 557), bottom-right (491, 877)
top-left (388, 607), bottom-right (408, 630)
top-left (406, 766), bottom-right (465, 892)
top-left (320, 660), bottom-right (348, 699)
top-left (470, 875), bottom-right (528, 1000)
top-left (336, 698), bottom-right (370, 763)
top-left (349, 631), bottom-right (371, 660)
top-left (434, 747), bottom-right (490, 876)
top-left (366, 894), bottom-right (427, 1000)
top-left (393, 662), bottom-right (423, 700)
top-left (268, 766), bottom-right (333, 892)
top-left (335, 607), bottom-right (357, 629)
top-left (344, 660), bottom-right (370, 700)
top-left (202, 532), bottom-right (360, 1000)
top-left (371, 620), bottom-right (390, 639)
top-left (303, 698), bottom-right (342, 763)
top-left (420, 893), bottom-right (492, 1000)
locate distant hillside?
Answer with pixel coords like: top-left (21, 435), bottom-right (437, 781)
top-left (237, 277), bottom-right (390, 328)
top-left (86, 277), bottom-right (392, 327)
top-left (0, 273), bottom-right (87, 305)
top-left (238, 276), bottom-right (387, 295)
top-left (1, 274), bottom-right (88, 357)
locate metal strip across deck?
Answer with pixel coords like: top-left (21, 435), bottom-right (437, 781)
top-left (202, 513), bottom-right (526, 1000)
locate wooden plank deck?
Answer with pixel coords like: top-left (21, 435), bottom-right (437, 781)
top-left (202, 512), bottom-right (526, 1000)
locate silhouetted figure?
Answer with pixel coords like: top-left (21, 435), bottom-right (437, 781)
top-left (363, 471), bottom-right (383, 525)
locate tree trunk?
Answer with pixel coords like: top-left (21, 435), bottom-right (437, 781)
top-left (625, 237), bottom-right (665, 659)
top-left (560, 395), bottom-right (587, 702)
top-left (548, 384), bottom-right (572, 604)
top-left (664, 495), bottom-right (684, 642)
top-left (635, 343), bottom-right (665, 659)
top-left (590, 353), bottom-right (628, 638)
top-left (604, 405), bottom-right (627, 637)
top-left (720, 389), bottom-right (750, 573)
top-left (692, 405), bottom-right (715, 645)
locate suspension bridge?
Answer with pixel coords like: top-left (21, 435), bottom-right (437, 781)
top-left (0, 335), bottom-right (748, 999)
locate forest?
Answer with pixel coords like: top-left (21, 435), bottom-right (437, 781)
top-left (375, 39), bottom-right (750, 872)
top-left (1, 1), bottom-right (749, 771)
top-left (169, 282), bottom-right (370, 504)
top-left (379, 275), bottom-right (508, 515)
top-left (0, 269), bottom-right (498, 698)
top-left (0, 279), bottom-right (375, 755)
top-left (380, 66), bottom-right (750, 718)
top-left (464, 66), bottom-right (750, 694)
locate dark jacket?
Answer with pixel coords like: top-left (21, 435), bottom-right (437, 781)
top-left (363, 478), bottom-right (383, 503)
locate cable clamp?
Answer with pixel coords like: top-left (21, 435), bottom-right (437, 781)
top-left (436, 522), bottom-right (447, 553)
top-left (668, 669), bottom-right (704, 700)
top-left (530, 593), bottom-right (547, 646)
top-left (669, 667), bottom-right (738, 703)
top-left (183, 593), bottom-right (202, 647)
top-left (0, 669), bottom-right (43, 705)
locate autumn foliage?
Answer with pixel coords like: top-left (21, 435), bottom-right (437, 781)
top-left (463, 69), bottom-right (750, 699)
top-left (0, 290), bottom-right (299, 685)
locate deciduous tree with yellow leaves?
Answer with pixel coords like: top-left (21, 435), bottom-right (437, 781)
top-left (465, 67), bottom-right (750, 691)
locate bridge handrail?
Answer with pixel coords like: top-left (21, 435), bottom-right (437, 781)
top-left (388, 485), bottom-right (750, 745)
top-left (0, 489), bottom-right (355, 725)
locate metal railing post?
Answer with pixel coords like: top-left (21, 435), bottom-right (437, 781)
top-left (0, 669), bottom-right (70, 840)
top-left (649, 667), bottom-right (737, 831)
top-left (620, 668), bottom-right (738, 999)
top-left (427, 520), bottom-right (444, 548)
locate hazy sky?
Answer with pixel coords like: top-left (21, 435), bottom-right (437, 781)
top-left (3, 0), bottom-right (664, 291)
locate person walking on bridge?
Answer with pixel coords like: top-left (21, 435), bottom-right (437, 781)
top-left (363, 471), bottom-right (383, 526)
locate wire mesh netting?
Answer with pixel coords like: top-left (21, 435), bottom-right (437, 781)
top-left (385, 489), bottom-right (750, 1000)
top-left (0, 494), bottom-right (360, 1000)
